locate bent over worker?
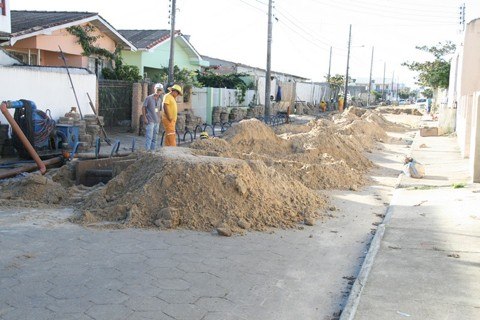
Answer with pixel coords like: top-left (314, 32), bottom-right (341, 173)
top-left (162, 84), bottom-right (182, 146)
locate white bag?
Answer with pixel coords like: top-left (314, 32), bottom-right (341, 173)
top-left (403, 158), bottom-right (425, 179)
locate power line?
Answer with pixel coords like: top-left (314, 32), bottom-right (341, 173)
top-left (303, 0), bottom-right (458, 24)
top-left (235, 0), bottom-right (267, 14)
top-left (275, 5), bottom-right (339, 45)
top-left (274, 9), bottom-right (332, 49)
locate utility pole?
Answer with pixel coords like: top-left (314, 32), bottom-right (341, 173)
top-left (264, 0), bottom-right (273, 121)
top-left (367, 46), bottom-right (374, 107)
top-left (344, 24), bottom-right (352, 109)
top-left (382, 62), bottom-right (386, 101)
top-left (391, 71), bottom-right (395, 101)
top-left (327, 46), bottom-right (332, 83)
top-left (459, 3), bottom-right (466, 31)
top-left (167, 0), bottom-right (176, 86)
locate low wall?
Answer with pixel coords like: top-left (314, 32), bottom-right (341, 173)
top-left (0, 65), bottom-right (97, 124)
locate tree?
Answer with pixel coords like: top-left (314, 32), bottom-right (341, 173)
top-left (67, 24), bottom-right (141, 82)
top-left (155, 66), bottom-right (199, 87)
top-left (102, 49), bottom-right (141, 82)
top-left (372, 91), bottom-right (382, 101)
top-left (422, 88), bottom-right (434, 99)
top-left (398, 88), bottom-right (411, 99)
top-left (327, 74), bottom-right (345, 87)
top-left (402, 41), bottom-right (455, 89)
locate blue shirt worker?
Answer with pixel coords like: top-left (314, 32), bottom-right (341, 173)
top-left (426, 98), bottom-right (432, 114)
top-left (142, 83), bottom-right (164, 151)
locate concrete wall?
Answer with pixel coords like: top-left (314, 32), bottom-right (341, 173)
top-left (456, 94), bottom-right (473, 158)
top-left (0, 65), bottom-right (97, 124)
top-left (460, 20), bottom-right (480, 96)
top-left (296, 82), bottom-right (332, 105)
top-left (471, 92), bottom-right (480, 182)
top-left (0, 0), bottom-right (10, 33)
top-left (451, 19), bottom-right (480, 161)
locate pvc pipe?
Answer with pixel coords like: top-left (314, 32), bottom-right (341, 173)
top-left (0, 156), bottom-right (62, 180)
top-left (0, 101), bottom-right (46, 175)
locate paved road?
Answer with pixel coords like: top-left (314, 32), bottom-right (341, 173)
top-left (0, 126), bottom-right (411, 320)
top-left (1, 204), bottom-right (380, 320)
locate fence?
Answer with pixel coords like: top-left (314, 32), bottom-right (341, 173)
top-left (98, 80), bottom-right (133, 127)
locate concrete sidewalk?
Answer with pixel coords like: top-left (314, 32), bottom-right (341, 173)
top-left (342, 132), bottom-right (480, 319)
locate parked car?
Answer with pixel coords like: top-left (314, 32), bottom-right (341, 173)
top-left (398, 99), bottom-right (406, 105)
top-left (416, 98), bottom-right (427, 108)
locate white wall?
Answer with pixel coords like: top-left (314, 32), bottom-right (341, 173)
top-left (0, 65), bottom-right (97, 124)
top-left (211, 88), bottom-right (255, 108)
top-left (191, 87), bottom-right (207, 122)
top-left (296, 82), bottom-right (331, 105)
top-left (0, 0), bottom-right (11, 33)
top-left (471, 92), bottom-right (480, 182)
top-left (0, 48), bottom-right (19, 65)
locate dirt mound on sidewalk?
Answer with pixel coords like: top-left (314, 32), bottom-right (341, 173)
top-left (77, 148), bottom-right (326, 233)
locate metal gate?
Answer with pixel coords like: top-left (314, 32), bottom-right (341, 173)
top-left (98, 80), bottom-right (132, 127)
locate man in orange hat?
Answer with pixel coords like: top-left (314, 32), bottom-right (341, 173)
top-left (162, 84), bottom-right (183, 146)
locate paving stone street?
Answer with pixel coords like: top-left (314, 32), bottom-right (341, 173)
top-left (0, 201), bottom-right (382, 320)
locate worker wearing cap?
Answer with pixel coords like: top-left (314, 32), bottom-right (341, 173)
top-left (162, 84), bottom-right (182, 146)
top-left (142, 83), bottom-right (164, 151)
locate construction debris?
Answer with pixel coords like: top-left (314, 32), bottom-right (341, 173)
top-left (0, 107), bottom-right (407, 234)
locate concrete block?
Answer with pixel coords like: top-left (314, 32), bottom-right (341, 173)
top-left (420, 127), bottom-right (438, 137)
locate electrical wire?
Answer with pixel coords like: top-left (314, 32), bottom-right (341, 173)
top-left (302, 0), bottom-right (458, 24)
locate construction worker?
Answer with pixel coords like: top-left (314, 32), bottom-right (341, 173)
top-left (142, 83), bottom-right (164, 151)
top-left (162, 84), bottom-right (182, 147)
top-left (320, 100), bottom-right (327, 112)
top-left (338, 96), bottom-right (344, 112)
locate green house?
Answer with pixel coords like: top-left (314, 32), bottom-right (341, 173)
top-left (119, 30), bottom-right (208, 82)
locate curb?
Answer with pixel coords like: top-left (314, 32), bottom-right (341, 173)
top-left (339, 131), bottom-right (418, 320)
top-left (338, 191), bottom-right (398, 320)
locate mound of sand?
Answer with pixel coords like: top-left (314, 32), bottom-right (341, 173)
top-left (192, 116), bottom-right (379, 190)
top-left (77, 148), bottom-right (326, 233)
top-left (0, 107), bottom-right (404, 234)
top-left (0, 173), bottom-right (68, 205)
top-left (222, 119), bottom-right (292, 155)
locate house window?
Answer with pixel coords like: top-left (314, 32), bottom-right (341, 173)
top-left (88, 57), bottom-right (105, 78)
top-left (8, 50), bottom-right (38, 65)
top-left (0, 0), bottom-right (6, 16)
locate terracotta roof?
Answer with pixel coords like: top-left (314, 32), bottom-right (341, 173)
top-left (119, 29), bottom-right (179, 50)
top-left (10, 10), bottom-right (97, 37)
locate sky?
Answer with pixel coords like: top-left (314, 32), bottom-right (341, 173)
top-left (11, 0), bottom-right (480, 88)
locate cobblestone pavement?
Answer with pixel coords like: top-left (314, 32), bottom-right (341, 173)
top-left (0, 124), bottom-right (408, 320)
top-left (0, 201), bottom-right (382, 320)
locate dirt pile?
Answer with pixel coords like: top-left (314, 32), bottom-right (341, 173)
top-left (0, 106), bottom-right (402, 234)
top-left (221, 118), bottom-right (292, 155)
top-left (0, 173), bottom-right (68, 206)
top-left (192, 109), bottom-right (394, 190)
top-left (77, 148), bottom-right (326, 233)
top-left (378, 106), bottom-right (423, 116)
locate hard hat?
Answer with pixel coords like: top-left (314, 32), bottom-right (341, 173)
top-left (154, 83), bottom-right (164, 90)
top-left (200, 131), bottom-right (209, 140)
top-left (168, 84), bottom-right (183, 96)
